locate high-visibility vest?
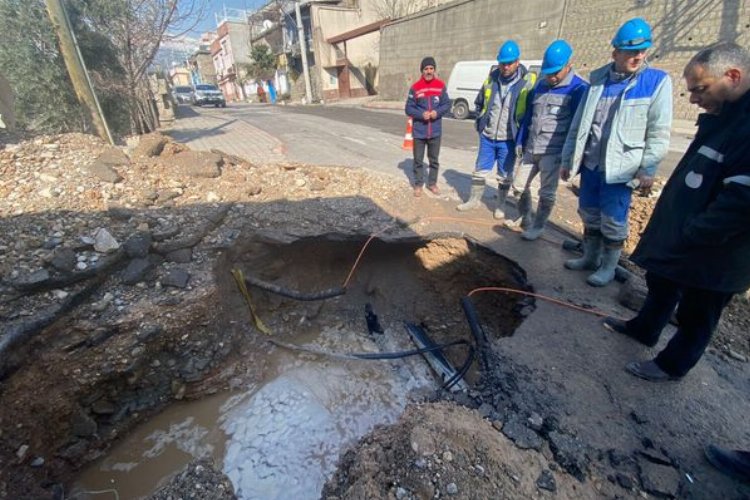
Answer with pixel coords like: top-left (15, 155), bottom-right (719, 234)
top-left (481, 71), bottom-right (537, 126)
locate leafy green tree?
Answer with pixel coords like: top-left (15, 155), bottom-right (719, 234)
top-left (0, 0), bottom-right (205, 136)
top-left (245, 44), bottom-right (277, 80)
top-left (0, 0), bottom-right (85, 133)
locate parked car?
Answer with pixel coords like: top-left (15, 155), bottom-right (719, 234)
top-left (192, 84), bottom-right (226, 108)
top-left (172, 85), bottom-right (194, 105)
top-left (446, 59), bottom-right (542, 120)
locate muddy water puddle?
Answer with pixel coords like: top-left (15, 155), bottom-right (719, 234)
top-left (74, 326), bottom-right (435, 499)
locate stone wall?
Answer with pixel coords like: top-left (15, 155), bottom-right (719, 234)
top-left (563, 0), bottom-right (750, 119)
top-left (379, 0), bottom-right (750, 120)
top-left (378, 0), bottom-right (564, 101)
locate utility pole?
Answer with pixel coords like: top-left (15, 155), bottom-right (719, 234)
top-left (294, 1), bottom-right (313, 104)
top-left (45, 0), bottom-right (113, 144)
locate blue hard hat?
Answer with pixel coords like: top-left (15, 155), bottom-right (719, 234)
top-left (497, 40), bottom-right (521, 64)
top-left (541, 39), bottom-right (573, 75)
top-left (612, 17), bottom-right (652, 50)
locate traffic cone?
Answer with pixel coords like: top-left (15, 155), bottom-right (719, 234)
top-left (402, 118), bottom-right (414, 150)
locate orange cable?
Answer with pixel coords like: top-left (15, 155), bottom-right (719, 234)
top-left (341, 216), bottom-right (619, 322)
top-left (342, 234), bottom-right (377, 288)
top-left (468, 286), bottom-right (621, 319)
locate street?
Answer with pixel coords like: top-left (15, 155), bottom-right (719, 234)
top-left (167, 101), bottom-right (690, 238)
top-left (169, 102), bottom-right (690, 200)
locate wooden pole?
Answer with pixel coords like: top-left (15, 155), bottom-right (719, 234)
top-left (45, 0), bottom-right (113, 144)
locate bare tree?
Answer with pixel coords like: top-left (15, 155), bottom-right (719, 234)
top-left (74, 0), bottom-right (208, 134)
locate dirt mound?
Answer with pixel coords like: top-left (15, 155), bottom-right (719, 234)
top-left (149, 458), bottom-right (235, 500)
top-left (323, 402), bottom-right (600, 499)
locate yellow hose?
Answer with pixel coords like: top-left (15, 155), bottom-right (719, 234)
top-left (231, 268), bottom-right (272, 335)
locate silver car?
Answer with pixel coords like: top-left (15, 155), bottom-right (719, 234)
top-left (172, 85), bottom-right (194, 105)
top-left (192, 84), bottom-right (226, 108)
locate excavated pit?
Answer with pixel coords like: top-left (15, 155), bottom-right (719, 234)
top-left (74, 234), bottom-right (532, 499)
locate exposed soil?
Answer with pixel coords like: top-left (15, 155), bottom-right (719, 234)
top-left (323, 402), bottom-right (601, 499)
top-left (1, 130), bottom-right (748, 499)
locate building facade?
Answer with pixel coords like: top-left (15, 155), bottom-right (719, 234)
top-left (212, 20), bottom-right (253, 101)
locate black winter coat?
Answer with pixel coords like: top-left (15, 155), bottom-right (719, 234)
top-left (631, 90), bottom-right (750, 292)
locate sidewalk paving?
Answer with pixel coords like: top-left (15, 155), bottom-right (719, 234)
top-left (165, 107), bottom-right (286, 164)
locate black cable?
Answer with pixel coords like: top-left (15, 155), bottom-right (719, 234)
top-left (244, 275), bottom-right (345, 301)
top-left (443, 345), bottom-right (475, 391)
top-left (348, 339), bottom-right (471, 360)
top-left (267, 337), bottom-right (470, 362)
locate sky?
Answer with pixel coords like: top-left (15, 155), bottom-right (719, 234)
top-left (190, 0), bottom-right (268, 36)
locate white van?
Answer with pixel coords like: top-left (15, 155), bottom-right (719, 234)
top-left (446, 59), bottom-right (542, 119)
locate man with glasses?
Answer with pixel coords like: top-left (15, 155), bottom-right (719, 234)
top-left (457, 40), bottom-right (536, 218)
top-left (561, 18), bottom-right (672, 286)
top-left (509, 39), bottom-right (589, 240)
top-left (604, 41), bottom-right (750, 383)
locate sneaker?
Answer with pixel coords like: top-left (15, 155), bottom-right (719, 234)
top-left (427, 184), bottom-right (440, 195)
top-left (603, 317), bottom-right (658, 347)
top-left (413, 186), bottom-right (423, 197)
top-left (705, 445), bottom-right (750, 483)
top-left (625, 360), bottom-right (681, 382)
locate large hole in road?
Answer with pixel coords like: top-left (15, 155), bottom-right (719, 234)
top-left (75, 235), bottom-right (532, 499)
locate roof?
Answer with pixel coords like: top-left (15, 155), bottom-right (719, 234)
top-left (326, 19), bottom-right (390, 44)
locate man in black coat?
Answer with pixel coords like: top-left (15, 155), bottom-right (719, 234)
top-left (603, 41), bottom-right (750, 382)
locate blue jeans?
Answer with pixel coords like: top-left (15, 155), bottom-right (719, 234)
top-left (475, 135), bottom-right (516, 179)
top-left (578, 167), bottom-right (633, 241)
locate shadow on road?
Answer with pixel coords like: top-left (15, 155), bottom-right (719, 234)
top-left (165, 119), bottom-right (237, 143)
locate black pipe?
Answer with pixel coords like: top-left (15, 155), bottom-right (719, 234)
top-left (460, 296), bottom-right (492, 374)
top-left (443, 345), bottom-right (475, 391)
top-left (244, 275), bottom-right (346, 301)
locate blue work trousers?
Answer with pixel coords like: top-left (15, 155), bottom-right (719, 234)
top-left (578, 167), bottom-right (633, 242)
top-left (475, 136), bottom-right (516, 180)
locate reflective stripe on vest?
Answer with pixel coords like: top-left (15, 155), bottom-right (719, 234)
top-left (481, 72), bottom-right (538, 126)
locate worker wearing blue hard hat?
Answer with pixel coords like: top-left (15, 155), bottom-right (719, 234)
top-left (540, 39), bottom-right (574, 77)
top-left (560, 17), bottom-right (672, 287)
top-left (509, 39), bottom-right (589, 240)
top-left (497, 40), bottom-right (520, 64)
top-left (457, 40), bottom-right (537, 219)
